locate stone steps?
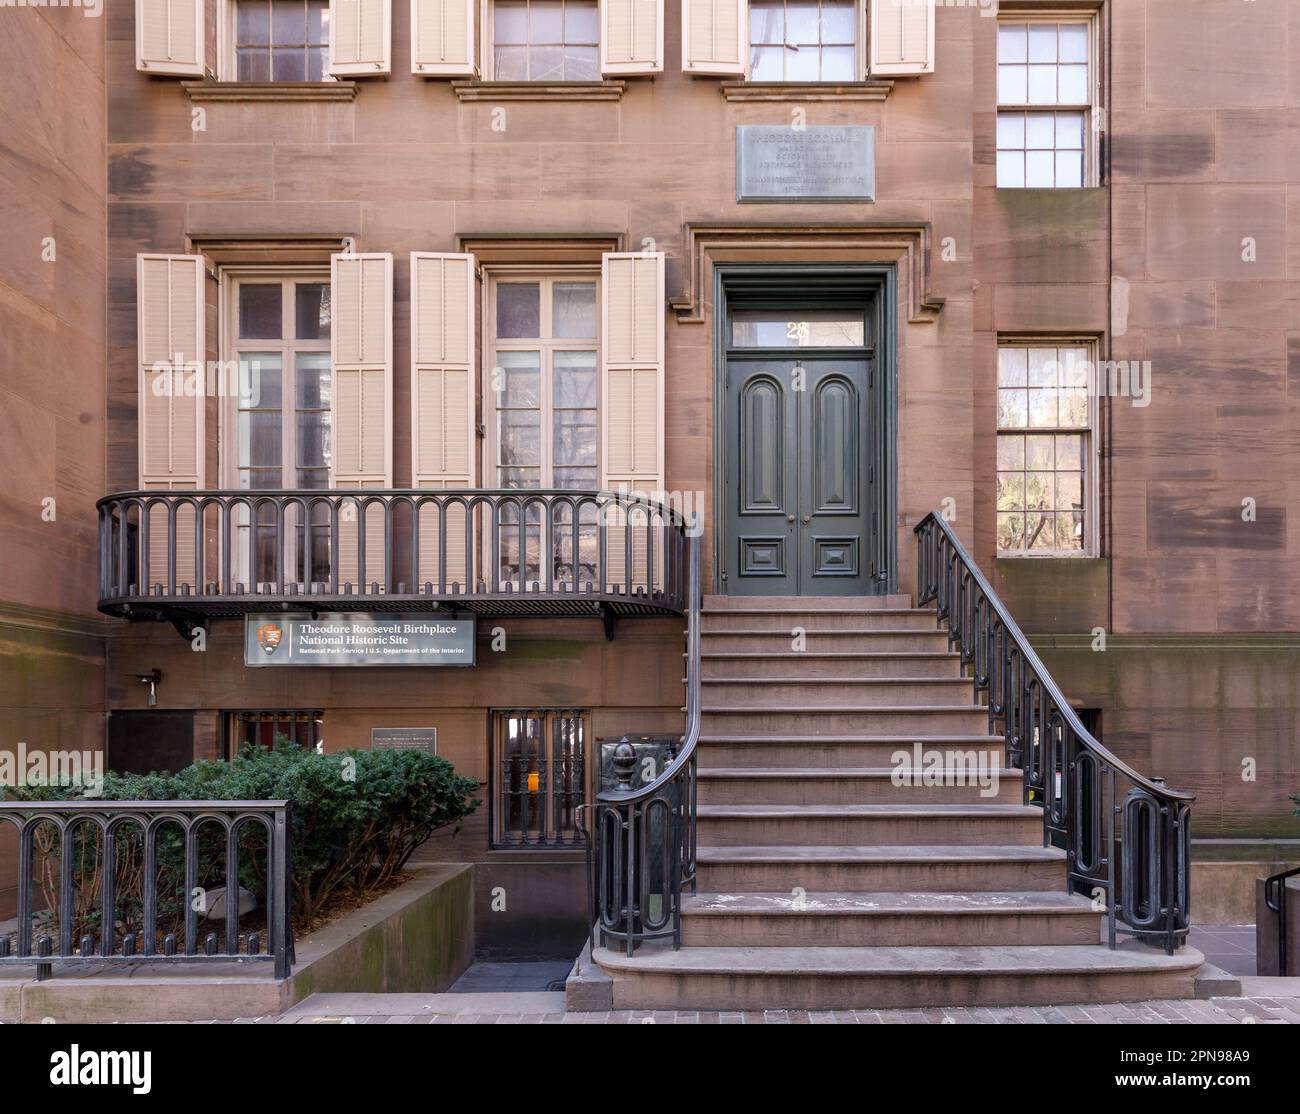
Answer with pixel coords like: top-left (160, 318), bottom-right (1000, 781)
top-left (701, 651), bottom-right (963, 679)
top-left (696, 734), bottom-right (1007, 769)
top-left (701, 629), bottom-right (952, 653)
top-left (698, 803), bottom-right (1044, 847)
top-left (695, 844), bottom-right (1069, 893)
top-left (591, 943), bottom-right (1203, 1010)
top-left (680, 891), bottom-right (1102, 948)
top-left (703, 609), bottom-right (940, 633)
top-left (703, 595), bottom-right (914, 611)
top-left (701, 706), bottom-right (991, 735)
top-left (698, 766), bottom-right (1021, 805)
top-left (701, 677), bottom-right (977, 706)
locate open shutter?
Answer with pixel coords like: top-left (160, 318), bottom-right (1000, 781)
top-left (601, 252), bottom-right (665, 594)
top-left (329, 0), bottom-right (392, 76)
top-left (137, 254), bottom-right (205, 592)
top-left (136, 0), bottom-right (204, 76)
top-left (411, 0), bottom-right (475, 75)
top-left (411, 252), bottom-right (476, 591)
top-left (331, 252), bottom-right (393, 591)
top-left (601, 0), bottom-right (663, 76)
top-left (869, 0), bottom-right (935, 76)
top-left (681, 0), bottom-right (746, 76)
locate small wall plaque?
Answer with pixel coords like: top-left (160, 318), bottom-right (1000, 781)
top-left (371, 728), bottom-right (438, 754)
top-left (736, 125), bottom-right (876, 203)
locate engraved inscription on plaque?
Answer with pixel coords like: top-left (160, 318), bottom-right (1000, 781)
top-left (736, 125), bottom-right (876, 203)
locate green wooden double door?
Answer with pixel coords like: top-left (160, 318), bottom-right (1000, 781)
top-left (723, 350), bottom-right (885, 596)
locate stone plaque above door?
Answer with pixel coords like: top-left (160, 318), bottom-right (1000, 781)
top-left (735, 125), bottom-right (876, 203)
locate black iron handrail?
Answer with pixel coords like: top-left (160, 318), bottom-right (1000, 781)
top-left (1263, 864), bottom-right (1300, 976)
top-left (588, 531), bottom-right (701, 954)
top-left (97, 488), bottom-right (689, 622)
top-left (914, 513), bottom-right (1194, 953)
top-left (0, 800), bottom-right (294, 980)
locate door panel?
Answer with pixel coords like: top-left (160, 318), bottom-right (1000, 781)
top-left (725, 355), bottom-right (874, 595)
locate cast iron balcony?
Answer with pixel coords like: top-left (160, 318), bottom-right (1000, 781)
top-left (97, 489), bottom-right (689, 635)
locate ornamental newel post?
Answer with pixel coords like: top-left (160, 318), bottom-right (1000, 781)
top-left (612, 739), bottom-right (637, 792)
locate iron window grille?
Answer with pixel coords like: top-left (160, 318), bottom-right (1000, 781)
top-left (491, 708), bottom-right (589, 848)
top-left (228, 709), bottom-right (324, 755)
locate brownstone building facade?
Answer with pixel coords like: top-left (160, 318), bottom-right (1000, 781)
top-left (2, 0), bottom-right (1298, 953)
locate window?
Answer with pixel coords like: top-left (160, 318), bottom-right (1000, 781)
top-left (996, 343), bottom-right (1094, 555)
top-left (487, 272), bottom-right (601, 585)
top-left (996, 18), bottom-right (1094, 187)
top-left (730, 308), bottom-right (866, 348)
top-left (233, 0), bottom-right (331, 81)
top-left (227, 710), bottom-right (324, 756)
top-left (224, 272), bottom-right (333, 582)
top-left (491, 0), bottom-right (600, 80)
top-left (749, 0), bottom-right (856, 82)
top-left (491, 709), bottom-right (588, 848)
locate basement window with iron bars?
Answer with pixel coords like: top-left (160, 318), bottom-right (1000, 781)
top-left (491, 709), bottom-right (588, 848)
top-left (227, 710), bottom-right (325, 756)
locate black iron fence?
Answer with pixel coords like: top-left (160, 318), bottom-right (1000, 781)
top-left (0, 800), bottom-right (293, 980)
top-left (1263, 864), bottom-right (1300, 976)
top-left (98, 489), bottom-right (689, 621)
top-left (914, 513), bottom-right (1194, 952)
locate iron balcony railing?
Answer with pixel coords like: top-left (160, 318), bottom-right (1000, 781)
top-left (97, 489), bottom-right (689, 625)
top-left (0, 800), bottom-right (294, 980)
top-left (1263, 864), bottom-right (1300, 976)
top-left (914, 513), bottom-right (1194, 953)
top-left (587, 532), bottom-right (701, 954)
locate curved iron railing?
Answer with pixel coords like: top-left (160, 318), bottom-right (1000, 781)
top-left (588, 531), bottom-right (701, 954)
top-left (97, 489), bottom-right (688, 621)
top-left (1263, 864), bottom-right (1300, 976)
top-left (915, 513), bottom-right (1193, 953)
top-left (0, 800), bottom-right (293, 979)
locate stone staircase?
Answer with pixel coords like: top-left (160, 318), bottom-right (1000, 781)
top-left (589, 595), bottom-right (1203, 1010)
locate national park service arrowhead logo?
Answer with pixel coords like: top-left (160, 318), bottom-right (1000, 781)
top-left (256, 622), bottom-right (283, 655)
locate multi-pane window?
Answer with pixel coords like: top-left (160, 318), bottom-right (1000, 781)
top-left (749, 0), bottom-right (856, 82)
top-left (492, 709), bottom-right (588, 848)
top-left (996, 344), bottom-right (1092, 555)
top-left (996, 20), bottom-right (1092, 188)
top-left (228, 710), bottom-right (324, 755)
top-left (235, 0), bottom-right (330, 81)
top-left (492, 0), bottom-right (600, 80)
top-left (489, 274), bottom-right (600, 585)
top-left (229, 275), bottom-right (333, 582)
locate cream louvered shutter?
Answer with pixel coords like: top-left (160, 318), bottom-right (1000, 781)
top-left (601, 252), bottom-right (664, 595)
top-left (331, 252), bottom-right (393, 592)
top-left (601, 0), bottom-right (663, 76)
top-left (869, 0), bottom-right (935, 76)
top-left (137, 254), bottom-right (205, 593)
top-left (411, 0), bottom-right (475, 75)
top-left (681, 0), bottom-right (745, 76)
top-left (330, 0), bottom-right (392, 76)
top-left (411, 252), bottom-right (476, 592)
top-left (136, 0), bottom-right (204, 76)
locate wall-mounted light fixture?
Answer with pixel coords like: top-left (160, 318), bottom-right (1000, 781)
top-left (132, 669), bottom-right (163, 707)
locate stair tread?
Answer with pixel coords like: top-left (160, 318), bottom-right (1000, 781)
top-left (698, 803), bottom-right (1039, 818)
top-left (697, 844), bottom-right (1065, 863)
top-left (702, 705), bottom-right (984, 713)
top-left (700, 735), bottom-right (1003, 743)
top-left (698, 767), bottom-right (1020, 779)
top-left (594, 944), bottom-right (1203, 976)
top-left (704, 607), bottom-right (935, 616)
top-left (702, 676), bottom-right (971, 685)
top-left (682, 891), bottom-right (1097, 916)
top-left (702, 651), bottom-right (959, 659)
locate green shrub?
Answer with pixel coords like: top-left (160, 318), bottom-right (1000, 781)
top-left (3, 744), bottom-right (480, 935)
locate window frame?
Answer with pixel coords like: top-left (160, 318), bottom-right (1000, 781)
top-left (217, 0), bottom-right (337, 82)
top-left (482, 265), bottom-right (603, 492)
top-left (745, 0), bottom-right (864, 83)
top-left (488, 707), bottom-right (590, 850)
top-left (995, 337), bottom-right (1101, 558)
top-left (994, 11), bottom-right (1101, 189)
top-left (225, 709), bottom-right (324, 758)
top-left (482, 0), bottom-right (603, 82)
top-left (218, 266), bottom-right (333, 492)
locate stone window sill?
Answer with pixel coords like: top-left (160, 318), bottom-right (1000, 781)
top-left (182, 81), bottom-right (359, 103)
top-left (720, 81), bottom-right (892, 102)
top-left (451, 80), bottom-right (626, 102)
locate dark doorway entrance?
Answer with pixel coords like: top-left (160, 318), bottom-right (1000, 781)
top-left (716, 268), bottom-right (894, 595)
